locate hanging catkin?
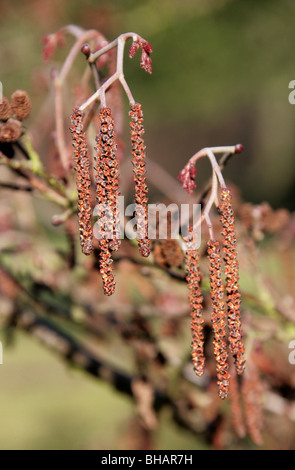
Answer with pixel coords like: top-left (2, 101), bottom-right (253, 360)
top-left (70, 108), bottom-right (93, 256)
top-left (129, 103), bottom-right (151, 257)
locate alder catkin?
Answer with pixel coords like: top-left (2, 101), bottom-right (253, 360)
top-left (207, 239), bottom-right (230, 399)
top-left (95, 107), bottom-right (121, 295)
top-left (70, 108), bottom-right (93, 256)
top-left (185, 240), bottom-right (205, 377)
top-left (242, 362), bottom-right (264, 446)
top-left (219, 188), bottom-right (245, 375)
top-left (98, 238), bottom-right (116, 296)
top-left (129, 103), bottom-right (151, 257)
top-left (230, 368), bottom-right (246, 438)
top-left (95, 107), bottom-right (120, 250)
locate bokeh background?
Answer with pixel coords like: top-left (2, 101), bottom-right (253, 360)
top-left (0, 0), bottom-right (295, 450)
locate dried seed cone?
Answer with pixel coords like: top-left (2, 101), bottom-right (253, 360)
top-left (129, 103), bottom-right (151, 257)
top-left (95, 107), bottom-right (121, 251)
top-left (70, 108), bottom-right (93, 255)
top-left (219, 188), bottom-right (245, 374)
top-left (185, 243), bottom-right (205, 376)
top-left (11, 90), bottom-right (31, 120)
top-left (0, 118), bottom-right (22, 142)
top-left (0, 97), bottom-right (12, 121)
top-left (207, 239), bottom-right (230, 399)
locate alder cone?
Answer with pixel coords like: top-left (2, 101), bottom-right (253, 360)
top-left (0, 118), bottom-right (22, 143)
top-left (11, 90), bottom-right (31, 121)
top-left (0, 97), bottom-right (12, 121)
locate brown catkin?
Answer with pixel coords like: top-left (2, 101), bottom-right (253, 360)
top-left (242, 361), bottom-right (264, 446)
top-left (129, 103), bottom-right (151, 257)
top-left (219, 188), bottom-right (246, 375)
top-left (0, 118), bottom-right (22, 142)
top-left (98, 238), bottom-right (116, 296)
top-left (95, 107), bottom-right (120, 251)
top-left (95, 107), bottom-right (121, 295)
top-left (70, 108), bottom-right (93, 256)
top-left (207, 239), bottom-right (230, 399)
top-left (230, 367), bottom-right (246, 438)
top-left (10, 90), bottom-right (31, 121)
top-left (185, 241), bottom-right (205, 376)
top-left (0, 97), bottom-right (12, 121)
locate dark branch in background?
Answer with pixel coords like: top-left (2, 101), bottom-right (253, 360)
top-left (9, 306), bottom-right (210, 436)
top-left (0, 181), bottom-right (32, 191)
top-left (14, 140), bottom-right (31, 160)
top-left (10, 307), bottom-right (168, 408)
top-left (0, 260), bottom-right (168, 369)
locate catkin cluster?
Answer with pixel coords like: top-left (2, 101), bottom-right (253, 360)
top-left (185, 188), bottom-right (246, 399)
top-left (70, 104), bottom-right (150, 295)
top-left (219, 188), bottom-right (245, 374)
top-left (0, 90), bottom-right (31, 146)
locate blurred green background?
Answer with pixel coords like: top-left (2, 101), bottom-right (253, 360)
top-left (1, 0), bottom-right (295, 208)
top-left (0, 0), bottom-right (294, 449)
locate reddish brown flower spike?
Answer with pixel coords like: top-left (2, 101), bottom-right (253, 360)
top-left (242, 361), bottom-right (264, 446)
top-left (95, 107), bottom-right (121, 295)
top-left (42, 33), bottom-right (65, 61)
top-left (129, 38), bottom-right (153, 73)
top-left (178, 162), bottom-right (196, 194)
top-left (129, 103), bottom-right (151, 257)
top-left (140, 50), bottom-right (152, 74)
top-left (70, 108), bottom-right (93, 256)
top-left (230, 368), bottom-right (246, 438)
top-left (207, 239), bottom-right (230, 399)
top-left (219, 188), bottom-right (246, 375)
top-left (141, 40), bottom-right (153, 55)
top-left (129, 41), bottom-right (140, 58)
top-left (95, 107), bottom-right (120, 250)
top-left (98, 238), bottom-right (116, 296)
top-left (185, 238), bottom-right (205, 377)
